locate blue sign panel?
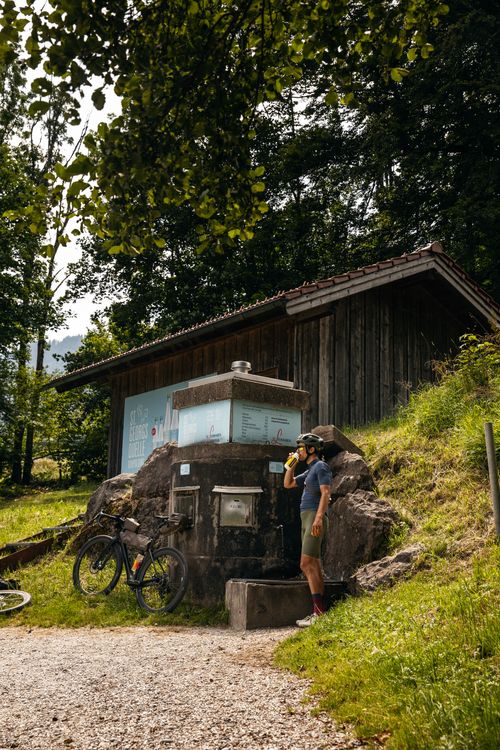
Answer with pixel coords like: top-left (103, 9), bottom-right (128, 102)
top-left (178, 400), bottom-right (232, 447)
top-left (121, 376), bottom-right (213, 472)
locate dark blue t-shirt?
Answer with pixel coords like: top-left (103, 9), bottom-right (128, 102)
top-left (295, 459), bottom-right (332, 512)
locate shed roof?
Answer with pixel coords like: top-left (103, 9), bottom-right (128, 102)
top-left (50, 242), bottom-right (499, 392)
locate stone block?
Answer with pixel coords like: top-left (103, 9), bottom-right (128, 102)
top-left (173, 373), bottom-right (310, 410)
top-left (225, 579), bottom-right (347, 630)
top-left (312, 424), bottom-right (364, 458)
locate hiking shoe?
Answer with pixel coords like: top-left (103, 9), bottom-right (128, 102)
top-left (295, 613), bottom-right (318, 628)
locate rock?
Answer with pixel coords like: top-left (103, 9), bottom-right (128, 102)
top-left (132, 442), bottom-right (176, 501)
top-left (130, 442), bottom-right (176, 535)
top-left (350, 543), bottom-right (425, 594)
top-left (312, 424), bottom-right (364, 459)
top-left (85, 473), bottom-right (136, 522)
top-left (328, 451), bottom-right (374, 499)
top-left (324, 489), bottom-right (400, 580)
top-left (69, 473), bottom-right (136, 549)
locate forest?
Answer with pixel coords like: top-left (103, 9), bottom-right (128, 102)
top-left (0, 0), bottom-right (499, 486)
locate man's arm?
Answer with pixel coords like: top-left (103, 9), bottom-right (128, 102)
top-left (311, 484), bottom-right (330, 537)
top-left (284, 463), bottom-right (297, 489)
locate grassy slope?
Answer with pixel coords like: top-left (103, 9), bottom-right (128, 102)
top-left (276, 335), bottom-right (500, 749)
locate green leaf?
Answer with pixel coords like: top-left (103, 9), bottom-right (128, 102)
top-left (54, 162), bottom-right (69, 180)
top-left (28, 100), bottom-right (51, 117)
top-left (251, 182), bottom-right (265, 193)
top-left (92, 88), bottom-right (106, 110)
top-left (66, 155), bottom-right (93, 177)
top-left (66, 180), bottom-right (89, 199)
top-left (390, 68), bottom-right (408, 82)
top-left (340, 92), bottom-right (356, 107)
top-left (325, 87), bottom-right (338, 105)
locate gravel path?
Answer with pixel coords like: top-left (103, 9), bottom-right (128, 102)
top-left (0, 626), bottom-right (361, 750)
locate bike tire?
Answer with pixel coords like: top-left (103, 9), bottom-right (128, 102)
top-left (72, 535), bottom-right (122, 595)
top-left (135, 547), bottom-right (188, 614)
top-left (0, 589), bottom-right (31, 614)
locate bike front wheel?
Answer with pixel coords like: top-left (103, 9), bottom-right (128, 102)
top-left (0, 590), bottom-right (31, 614)
top-left (73, 535), bottom-right (122, 595)
top-left (135, 547), bottom-right (188, 614)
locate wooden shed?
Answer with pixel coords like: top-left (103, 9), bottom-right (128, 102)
top-left (51, 242), bottom-right (499, 478)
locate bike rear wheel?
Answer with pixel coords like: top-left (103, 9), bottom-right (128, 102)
top-left (0, 590), bottom-right (31, 614)
top-left (73, 535), bottom-right (122, 595)
top-left (135, 547), bottom-right (188, 614)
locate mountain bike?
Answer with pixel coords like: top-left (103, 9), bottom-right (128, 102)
top-left (0, 578), bottom-right (31, 614)
top-left (72, 511), bottom-right (189, 614)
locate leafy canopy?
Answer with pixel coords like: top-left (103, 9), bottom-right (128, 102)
top-left (0, 0), bottom-right (449, 254)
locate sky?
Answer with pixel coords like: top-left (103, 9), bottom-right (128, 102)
top-left (49, 245), bottom-right (100, 340)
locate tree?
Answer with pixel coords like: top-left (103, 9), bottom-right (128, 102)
top-left (0, 141), bottom-right (47, 481)
top-left (0, 55), bottom-right (81, 483)
top-left (0, 0), bottom-right (450, 254)
top-left (49, 322), bottom-right (124, 481)
top-left (340, 0), bottom-right (500, 298)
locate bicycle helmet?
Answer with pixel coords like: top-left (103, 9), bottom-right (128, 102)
top-left (296, 433), bottom-right (324, 451)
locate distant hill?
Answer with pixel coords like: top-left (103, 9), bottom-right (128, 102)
top-left (30, 335), bottom-right (83, 373)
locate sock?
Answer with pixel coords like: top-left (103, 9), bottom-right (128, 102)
top-left (312, 593), bottom-right (325, 615)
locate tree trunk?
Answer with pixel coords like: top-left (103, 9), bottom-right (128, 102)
top-left (21, 332), bottom-right (45, 484)
top-left (10, 339), bottom-right (29, 483)
top-left (21, 249), bottom-right (56, 485)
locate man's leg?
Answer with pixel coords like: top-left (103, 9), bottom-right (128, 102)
top-left (300, 554), bottom-right (325, 614)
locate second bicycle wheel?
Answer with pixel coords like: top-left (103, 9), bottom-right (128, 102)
top-left (135, 547), bottom-right (188, 614)
top-left (73, 535), bottom-right (122, 595)
top-left (0, 590), bottom-right (31, 614)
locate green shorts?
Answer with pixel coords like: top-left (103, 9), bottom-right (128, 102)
top-left (300, 510), bottom-right (329, 559)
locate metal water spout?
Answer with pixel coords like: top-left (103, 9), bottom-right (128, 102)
top-left (231, 361), bottom-right (252, 374)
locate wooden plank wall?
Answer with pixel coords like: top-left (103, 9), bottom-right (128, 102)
top-left (292, 282), bottom-right (467, 432)
top-left (107, 282), bottom-right (469, 475)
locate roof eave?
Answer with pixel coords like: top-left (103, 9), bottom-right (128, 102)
top-left (50, 297), bottom-right (287, 392)
top-left (285, 254), bottom-right (500, 327)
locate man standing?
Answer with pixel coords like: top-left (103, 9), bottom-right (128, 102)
top-left (284, 433), bottom-right (332, 627)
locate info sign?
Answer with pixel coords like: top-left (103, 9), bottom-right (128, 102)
top-left (121, 376), bottom-right (212, 472)
top-left (232, 401), bottom-right (300, 446)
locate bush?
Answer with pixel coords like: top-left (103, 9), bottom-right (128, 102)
top-left (31, 458), bottom-right (61, 483)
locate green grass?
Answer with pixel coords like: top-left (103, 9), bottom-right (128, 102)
top-left (2, 547), bottom-right (227, 627)
top-left (0, 482), bottom-right (228, 628)
top-left (276, 547), bottom-right (499, 749)
top-left (0, 482), bottom-right (93, 547)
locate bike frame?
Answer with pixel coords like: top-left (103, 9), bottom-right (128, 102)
top-left (96, 513), bottom-right (160, 589)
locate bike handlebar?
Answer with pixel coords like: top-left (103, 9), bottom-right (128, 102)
top-left (92, 511), bottom-right (189, 532)
top-left (93, 511), bottom-right (125, 528)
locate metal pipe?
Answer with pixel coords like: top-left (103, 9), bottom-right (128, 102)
top-left (484, 422), bottom-right (500, 535)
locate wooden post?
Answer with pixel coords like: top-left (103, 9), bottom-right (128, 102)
top-left (484, 422), bottom-right (500, 536)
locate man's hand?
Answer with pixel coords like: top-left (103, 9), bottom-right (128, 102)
top-left (311, 514), bottom-right (323, 537)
